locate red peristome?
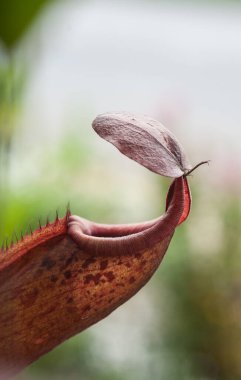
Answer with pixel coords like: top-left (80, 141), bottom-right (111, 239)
top-left (166, 176), bottom-right (191, 226)
top-left (178, 177), bottom-right (191, 225)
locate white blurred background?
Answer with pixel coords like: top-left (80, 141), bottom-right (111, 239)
top-left (14, 0), bottom-right (241, 189)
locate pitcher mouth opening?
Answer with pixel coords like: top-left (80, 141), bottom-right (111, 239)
top-left (67, 215), bottom-right (160, 239)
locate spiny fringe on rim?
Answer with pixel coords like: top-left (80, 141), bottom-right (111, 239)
top-left (0, 205), bottom-right (71, 254)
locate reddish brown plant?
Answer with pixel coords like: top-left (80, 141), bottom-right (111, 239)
top-left (0, 113), bottom-right (205, 378)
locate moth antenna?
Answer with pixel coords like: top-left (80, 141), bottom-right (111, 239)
top-left (38, 218), bottom-right (42, 230)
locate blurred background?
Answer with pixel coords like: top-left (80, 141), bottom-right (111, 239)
top-left (1, 0), bottom-right (241, 379)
